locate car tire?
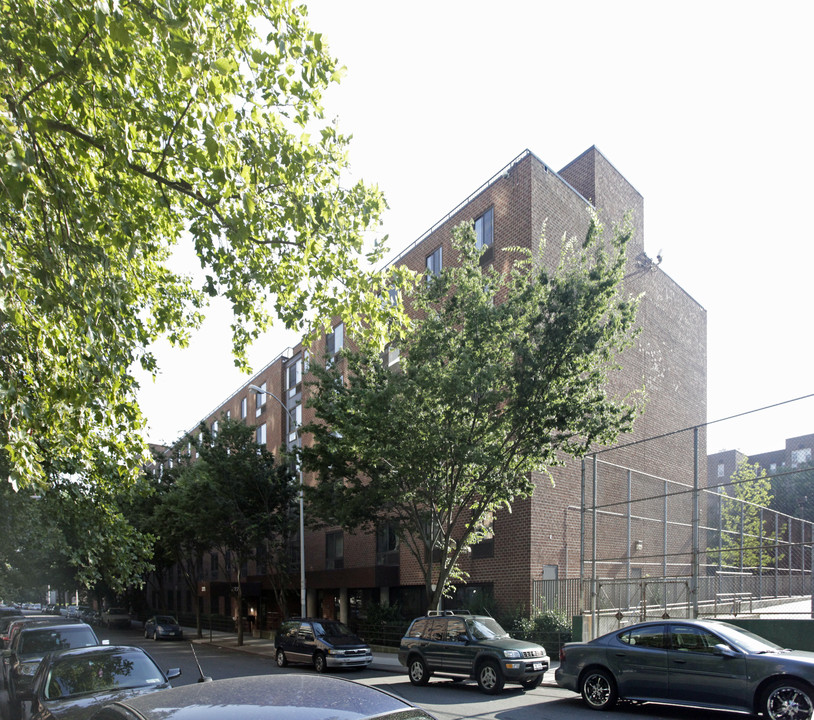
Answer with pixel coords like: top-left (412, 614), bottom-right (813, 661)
top-left (313, 652), bottom-right (327, 674)
top-left (276, 649), bottom-right (288, 668)
top-left (408, 656), bottom-right (431, 686)
top-left (762, 678), bottom-right (814, 720)
top-left (153, 630), bottom-right (158, 641)
top-left (521, 675), bottom-right (543, 690)
top-left (144, 628), bottom-right (149, 639)
top-left (477, 660), bottom-right (505, 695)
top-left (580, 668), bottom-right (618, 711)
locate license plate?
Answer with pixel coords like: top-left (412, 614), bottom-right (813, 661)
top-left (533, 663), bottom-right (543, 671)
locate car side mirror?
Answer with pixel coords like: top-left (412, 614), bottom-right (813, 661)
top-left (166, 668), bottom-right (182, 680)
top-left (713, 643), bottom-right (737, 658)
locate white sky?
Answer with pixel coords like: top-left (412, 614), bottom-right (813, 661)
top-left (136, 0), bottom-right (814, 457)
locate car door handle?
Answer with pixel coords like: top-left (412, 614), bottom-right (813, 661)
top-left (672, 659), bottom-right (687, 664)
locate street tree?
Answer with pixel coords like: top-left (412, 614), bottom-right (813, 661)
top-left (0, 0), bottom-right (411, 494)
top-left (303, 215), bottom-right (642, 611)
top-left (709, 457), bottom-right (780, 572)
top-left (192, 419), bottom-right (297, 646)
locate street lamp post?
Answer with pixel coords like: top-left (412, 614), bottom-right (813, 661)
top-left (249, 384), bottom-right (306, 618)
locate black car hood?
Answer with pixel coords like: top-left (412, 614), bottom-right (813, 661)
top-left (320, 634), bottom-right (367, 648)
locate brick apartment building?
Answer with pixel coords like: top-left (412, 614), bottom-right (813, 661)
top-left (150, 146), bottom-right (707, 627)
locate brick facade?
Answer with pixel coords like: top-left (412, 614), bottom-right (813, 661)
top-left (154, 147), bottom-right (707, 622)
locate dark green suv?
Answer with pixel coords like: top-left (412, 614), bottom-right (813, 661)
top-left (398, 610), bottom-right (548, 694)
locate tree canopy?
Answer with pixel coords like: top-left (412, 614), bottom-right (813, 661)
top-left (187, 418), bottom-right (297, 644)
top-left (302, 215), bottom-right (642, 610)
top-left (1, 0), bottom-right (410, 492)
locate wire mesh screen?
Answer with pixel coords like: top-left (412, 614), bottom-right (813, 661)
top-left (534, 408), bottom-right (814, 636)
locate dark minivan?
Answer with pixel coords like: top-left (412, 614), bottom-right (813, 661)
top-left (274, 618), bottom-right (372, 673)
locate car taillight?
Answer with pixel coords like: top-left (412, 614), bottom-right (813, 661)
top-left (559, 647), bottom-right (566, 663)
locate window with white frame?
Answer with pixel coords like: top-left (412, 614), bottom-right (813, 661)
top-left (241, 396), bottom-right (247, 419)
top-left (256, 423), bottom-right (267, 446)
top-left (475, 207), bottom-right (493, 250)
top-left (717, 463), bottom-right (725, 478)
top-left (325, 323), bottom-right (344, 359)
top-left (386, 343), bottom-right (400, 367)
top-left (288, 403), bottom-right (302, 444)
top-left (426, 246), bottom-right (442, 280)
top-left (255, 381), bottom-right (267, 416)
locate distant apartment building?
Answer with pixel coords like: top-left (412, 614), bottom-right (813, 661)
top-left (150, 146), bottom-right (707, 627)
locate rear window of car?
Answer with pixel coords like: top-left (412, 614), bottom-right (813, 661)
top-left (407, 618), bottom-right (428, 638)
top-left (46, 650), bottom-right (165, 699)
top-left (619, 624), bottom-right (666, 649)
top-left (19, 627), bottom-right (97, 656)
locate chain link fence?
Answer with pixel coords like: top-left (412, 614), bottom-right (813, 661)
top-left (534, 398), bottom-right (814, 638)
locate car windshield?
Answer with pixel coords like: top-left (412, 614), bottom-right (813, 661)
top-left (155, 616), bottom-right (177, 625)
top-left (466, 617), bottom-right (508, 640)
top-left (45, 651), bottom-right (165, 699)
top-left (714, 622), bottom-right (784, 653)
top-left (312, 621), bottom-right (354, 637)
top-left (19, 627), bottom-right (96, 657)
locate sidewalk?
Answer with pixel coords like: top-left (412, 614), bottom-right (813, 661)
top-left (185, 627), bottom-right (558, 682)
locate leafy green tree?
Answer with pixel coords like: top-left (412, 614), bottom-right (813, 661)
top-left (192, 418), bottom-right (296, 645)
top-left (303, 214), bottom-right (641, 611)
top-left (1, 0), bottom-right (411, 493)
top-left (709, 457), bottom-right (780, 571)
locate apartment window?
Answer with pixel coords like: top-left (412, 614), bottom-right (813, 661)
top-left (287, 357), bottom-right (303, 396)
top-left (426, 246), bottom-right (442, 279)
top-left (255, 381), bottom-right (267, 416)
top-left (475, 207), bottom-right (494, 250)
top-left (376, 524), bottom-right (399, 566)
top-left (386, 343), bottom-right (400, 367)
top-left (326, 531), bottom-right (344, 570)
top-left (211, 420), bottom-right (218, 436)
top-left (288, 404), bottom-right (302, 444)
top-left (256, 423), bottom-right (267, 446)
top-left (326, 323), bottom-right (344, 358)
top-left (210, 553), bottom-right (219, 576)
top-left (792, 448), bottom-right (812, 467)
top-left (226, 410), bottom-right (231, 420)
top-left (717, 463), bottom-right (725, 478)
top-left (472, 510), bottom-right (495, 559)
top-left (240, 396), bottom-right (247, 419)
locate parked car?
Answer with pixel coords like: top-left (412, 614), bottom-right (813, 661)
top-left (5, 622), bottom-right (102, 720)
top-left (274, 618), bottom-right (373, 672)
top-left (100, 608), bottom-right (130, 630)
top-left (398, 610), bottom-right (549, 694)
top-left (555, 618), bottom-right (814, 717)
top-left (90, 674), bottom-right (437, 720)
top-left (23, 644), bottom-right (180, 720)
top-left (143, 615), bottom-right (183, 641)
top-left (2, 615), bottom-right (66, 653)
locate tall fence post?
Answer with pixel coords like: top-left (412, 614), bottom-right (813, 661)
top-left (691, 426), bottom-right (699, 619)
top-left (592, 454), bottom-right (598, 636)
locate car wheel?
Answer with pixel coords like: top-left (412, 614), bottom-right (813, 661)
top-left (763, 678), bottom-right (814, 720)
top-left (477, 660), bottom-right (505, 695)
top-left (408, 656), bottom-right (431, 686)
top-left (313, 652), bottom-right (328, 674)
top-left (580, 668), bottom-right (618, 711)
top-left (276, 649), bottom-right (288, 668)
top-left (521, 675), bottom-right (543, 690)
top-left (153, 630), bottom-right (158, 641)
top-left (144, 628), bottom-right (149, 639)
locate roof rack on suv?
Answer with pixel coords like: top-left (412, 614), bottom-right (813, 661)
top-left (427, 610), bottom-right (472, 616)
